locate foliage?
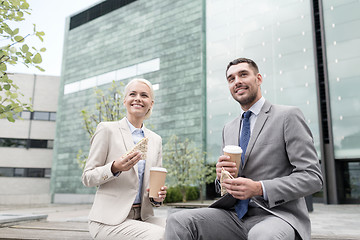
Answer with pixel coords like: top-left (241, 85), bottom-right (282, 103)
top-left (77, 81), bottom-right (126, 169)
top-left (163, 186), bottom-right (199, 204)
top-left (163, 135), bottom-right (216, 202)
top-left (0, 0), bottom-right (45, 122)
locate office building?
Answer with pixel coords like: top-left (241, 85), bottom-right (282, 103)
top-left (0, 73), bottom-right (59, 204)
top-left (52, 0), bottom-right (360, 204)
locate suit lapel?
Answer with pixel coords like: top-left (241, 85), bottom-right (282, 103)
top-left (243, 100), bottom-right (271, 168)
top-left (118, 118), bottom-right (138, 176)
top-left (229, 116), bottom-right (242, 146)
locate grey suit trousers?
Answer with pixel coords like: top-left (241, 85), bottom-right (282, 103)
top-left (165, 207), bottom-right (295, 240)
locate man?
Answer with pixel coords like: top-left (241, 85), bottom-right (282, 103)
top-left (165, 58), bottom-right (323, 240)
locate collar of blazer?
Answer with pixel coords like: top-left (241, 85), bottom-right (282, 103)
top-left (241, 100), bottom-right (272, 168)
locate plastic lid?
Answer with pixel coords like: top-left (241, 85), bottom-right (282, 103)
top-left (150, 167), bottom-right (167, 172)
top-left (223, 145), bottom-right (242, 154)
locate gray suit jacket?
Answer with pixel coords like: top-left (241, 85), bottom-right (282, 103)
top-left (82, 118), bottom-right (162, 225)
top-left (220, 100), bottom-right (323, 240)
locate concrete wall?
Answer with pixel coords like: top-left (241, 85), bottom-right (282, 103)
top-left (52, 0), bottom-right (205, 203)
top-left (0, 73), bottom-right (60, 205)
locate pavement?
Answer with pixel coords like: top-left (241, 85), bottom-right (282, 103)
top-left (0, 202), bottom-right (359, 239)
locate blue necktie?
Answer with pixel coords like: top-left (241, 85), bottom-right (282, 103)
top-left (235, 111), bottom-right (252, 219)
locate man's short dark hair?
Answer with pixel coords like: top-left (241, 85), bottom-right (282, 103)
top-left (226, 58), bottom-right (259, 76)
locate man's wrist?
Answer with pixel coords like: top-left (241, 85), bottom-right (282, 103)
top-left (256, 181), bottom-right (263, 196)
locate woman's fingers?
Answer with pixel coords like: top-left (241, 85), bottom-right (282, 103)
top-left (114, 151), bottom-right (142, 172)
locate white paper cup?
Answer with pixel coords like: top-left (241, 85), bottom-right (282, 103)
top-left (149, 167), bottom-right (167, 198)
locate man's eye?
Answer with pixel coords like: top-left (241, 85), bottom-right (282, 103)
top-left (130, 93), bottom-right (136, 96)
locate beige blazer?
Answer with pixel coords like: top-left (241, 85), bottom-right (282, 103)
top-left (82, 118), bottom-right (162, 225)
top-left (219, 100), bottom-right (323, 240)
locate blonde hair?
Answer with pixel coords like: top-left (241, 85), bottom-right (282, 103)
top-left (124, 78), bottom-right (154, 119)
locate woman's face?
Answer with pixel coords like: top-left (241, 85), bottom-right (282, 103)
top-left (123, 81), bottom-right (154, 119)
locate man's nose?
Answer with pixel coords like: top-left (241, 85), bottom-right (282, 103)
top-left (234, 75), bottom-right (242, 85)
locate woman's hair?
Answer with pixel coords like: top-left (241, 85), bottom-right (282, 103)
top-left (124, 78), bottom-right (154, 119)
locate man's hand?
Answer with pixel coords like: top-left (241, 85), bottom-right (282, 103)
top-left (216, 155), bottom-right (237, 179)
top-left (222, 177), bottom-right (263, 200)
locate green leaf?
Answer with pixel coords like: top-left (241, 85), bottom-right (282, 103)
top-left (14, 107), bottom-right (23, 113)
top-left (0, 63), bottom-right (7, 71)
top-left (20, 2), bottom-right (30, 9)
top-left (11, 93), bottom-right (18, 99)
top-left (4, 26), bottom-right (13, 35)
top-left (35, 65), bottom-right (45, 72)
top-left (32, 53), bottom-right (42, 64)
top-left (21, 44), bottom-right (29, 53)
top-left (7, 115), bottom-right (15, 122)
top-left (4, 84), bottom-right (11, 90)
top-left (40, 47), bottom-right (46, 52)
top-left (14, 35), bottom-right (25, 42)
top-left (36, 31), bottom-right (45, 36)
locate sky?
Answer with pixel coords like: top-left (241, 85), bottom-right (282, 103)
top-left (7, 0), bottom-right (103, 76)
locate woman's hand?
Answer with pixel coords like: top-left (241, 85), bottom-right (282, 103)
top-left (147, 186), bottom-right (167, 202)
top-left (111, 151), bottom-right (142, 173)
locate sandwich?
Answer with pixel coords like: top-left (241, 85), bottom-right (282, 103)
top-left (220, 167), bottom-right (234, 196)
top-left (126, 137), bottom-right (148, 159)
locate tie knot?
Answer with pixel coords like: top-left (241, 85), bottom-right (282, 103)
top-left (243, 111), bottom-right (252, 119)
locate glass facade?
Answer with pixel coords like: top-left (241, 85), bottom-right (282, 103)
top-left (206, 0), bottom-right (320, 163)
top-left (322, 1), bottom-right (360, 159)
top-left (52, 0), bottom-right (360, 203)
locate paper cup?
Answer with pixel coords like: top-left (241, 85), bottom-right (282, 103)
top-left (149, 167), bottom-right (167, 198)
top-left (223, 145), bottom-right (242, 173)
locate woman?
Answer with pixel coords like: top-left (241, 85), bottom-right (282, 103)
top-left (82, 78), bottom-right (167, 239)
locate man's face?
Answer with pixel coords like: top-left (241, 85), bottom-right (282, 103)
top-left (226, 62), bottom-right (262, 110)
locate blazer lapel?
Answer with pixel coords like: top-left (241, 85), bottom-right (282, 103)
top-left (243, 100), bottom-right (271, 168)
top-left (118, 118), bottom-right (138, 176)
top-left (142, 127), bottom-right (152, 190)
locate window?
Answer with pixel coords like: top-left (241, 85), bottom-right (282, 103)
top-left (0, 138), bottom-right (54, 149)
top-left (49, 112), bottom-right (57, 121)
top-left (0, 167), bottom-right (51, 178)
top-left (0, 138), bottom-right (27, 148)
top-left (21, 111), bottom-right (31, 120)
top-left (33, 111), bottom-right (50, 120)
top-left (29, 139), bottom-right (48, 148)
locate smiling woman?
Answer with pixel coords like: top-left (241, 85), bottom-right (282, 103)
top-left (123, 78), bottom-right (154, 127)
top-left (82, 78), bottom-right (167, 240)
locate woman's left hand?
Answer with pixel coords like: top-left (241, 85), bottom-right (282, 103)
top-left (147, 186), bottom-right (167, 202)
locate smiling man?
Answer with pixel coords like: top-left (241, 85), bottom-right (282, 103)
top-left (165, 58), bottom-right (323, 240)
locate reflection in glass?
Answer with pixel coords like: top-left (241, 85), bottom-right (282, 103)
top-left (322, 1), bottom-right (360, 158)
top-left (206, 0), bottom-right (320, 163)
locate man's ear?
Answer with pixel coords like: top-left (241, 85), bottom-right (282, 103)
top-left (256, 73), bottom-right (263, 86)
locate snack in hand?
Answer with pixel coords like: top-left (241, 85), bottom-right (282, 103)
top-left (220, 167), bottom-right (234, 196)
top-left (126, 137), bottom-right (148, 159)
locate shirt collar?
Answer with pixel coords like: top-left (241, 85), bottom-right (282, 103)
top-left (241, 96), bottom-right (265, 117)
top-left (125, 118), bottom-right (144, 134)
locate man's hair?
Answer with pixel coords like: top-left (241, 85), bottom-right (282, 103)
top-left (226, 58), bottom-right (259, 76)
